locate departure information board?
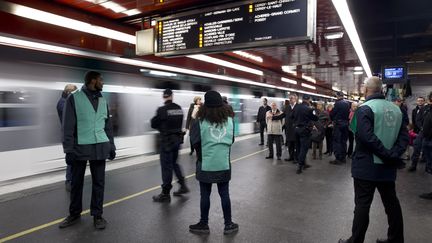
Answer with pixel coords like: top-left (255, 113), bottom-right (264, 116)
top-left (155, 0), bottom-right (315, 56)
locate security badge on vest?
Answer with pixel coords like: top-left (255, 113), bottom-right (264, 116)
top-left (200, 117), bottom-right (234, 171)
top-left (73, 90), bottom-right (109, 145)
top-left (350, 99), bottom-right (402, 164)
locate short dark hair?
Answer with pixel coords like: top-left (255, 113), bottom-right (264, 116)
top-left (418, 96), bottom-right (425, 101)
top-left (85, 71), bottom-right (101, 85)
top-left (263, 98), bottom-right (267, 102)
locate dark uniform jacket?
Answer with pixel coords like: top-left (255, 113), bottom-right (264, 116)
top-left (291, 102), bottom-right (318, 134)
top-left (257, 105), bottom-right (271, 124)
top-left (283, 103), bottom-right (297, 142)
top-left (190, 119), bottom-right (235, 183)
top-left (412, 105), bottom-right (421, 133)
top-left (423, 105), bottom-right (432, 140)
top-left (151, 100), bottom-right (184, 151)
top-left (351, 94), bottom-right (409, 182)
top-left (62, 85), bottom-right (115, 161)
top-left (331, 98), bottom-right (351, 125)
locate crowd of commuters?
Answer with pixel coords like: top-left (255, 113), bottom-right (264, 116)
top-left (55, 72), bottom-right (431, 242)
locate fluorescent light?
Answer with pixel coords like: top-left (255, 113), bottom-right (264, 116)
top-left (282, 65), bottom-right (297, 75)
top-left (232, 51), bottom-right (263, 63)
top-left (354, 66), bottom-right (363, 71)
top-left (326, 26), bottom-right (342, 30)
top-left (301, 83), bottom-right (316, 90)
top-left (187, 54), bottom-right (263, 76)
top-left (100, 1), bottom-right (126, 13)
top-left (6, 2), bottom-right (135, 44)
top-left (332, 86), bottom-right (341, 92)
top-left (123, 9), bottom-right (141, 16)
top-left (354, 71), bottom-right (363, 75)
top-left (302, 74), bottom-right (316, 83)
top-left (324, 32), bottom-right (344, 39)
top-left (332, 0), bottom-right (372, 77)
top-left (148, 70), bottom-right (177, 77)
top-left (281, 77), bottom-right (297, 85)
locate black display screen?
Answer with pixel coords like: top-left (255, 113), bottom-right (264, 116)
top-left (155, 0), bottom-right (314, 56)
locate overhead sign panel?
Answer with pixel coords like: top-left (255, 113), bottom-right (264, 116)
top-left (155, 0), bottom-right (316, 56)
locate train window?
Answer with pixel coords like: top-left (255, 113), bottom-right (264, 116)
top-left (0, 91), bottom-right (35, 104)
top-left (0, 108), bottom-right (37, 127)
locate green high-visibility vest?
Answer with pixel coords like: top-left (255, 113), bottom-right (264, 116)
top-left (200, 117), bottom-right (234, 171)
top-left (351, 99), bottom-right (402, 164)
top-left (73, 90), bottom-right (109, 145)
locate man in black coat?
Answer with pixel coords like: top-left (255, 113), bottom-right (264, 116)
top-left (151, 89), bottom-right (189, 202)
top-left (419, 92), bottom-right (432, 199)
top-left (256, 98), bottom-right (271, 145)
top-left (330, 91), bottom-right (351, 164)
top-left (284, 94), bottom-right (298, 161)
top-left (339, 77), bottom-right (408, 243)
top-left (291, 95), bottom-right (318, 174)
top-left (408, 96), bottom-right (427, 171)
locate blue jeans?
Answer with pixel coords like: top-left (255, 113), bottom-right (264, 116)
top-left (199, 182), bottom-right (232, 225)
top-left (423, 138), bottom-right (432, 174)
top-left (411, 132), bottom-right (424, 168)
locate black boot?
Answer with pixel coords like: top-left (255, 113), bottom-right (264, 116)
top-left (93, 216), bottom-right (107, 230)
top-left (173, 184), bottom-right (190, 196)
top-left (59, 215), bottom-right (80, 228)
top-left (376, 239), bottom-right (389, 243)
top-left (152, 193), bottom-right (171, 202)
top-left (224, 222), bottom-right (239, 235)
top-left (419, 192), bottom-right (432, 200)
top-left (189, 222), bottom-right (210, 234)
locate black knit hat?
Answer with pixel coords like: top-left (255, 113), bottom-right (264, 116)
top-left (163, 88), bottom-right (173, 98)
top-left (204, 90), bottom-right (223, 107)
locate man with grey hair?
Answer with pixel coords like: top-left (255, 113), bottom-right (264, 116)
top-left (339, 76), bottom-right (408, 243)
top-left (56, 84), bottom-right (78, 191)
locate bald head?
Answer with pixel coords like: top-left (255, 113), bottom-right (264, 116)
top-left (64, 84), bottom-right (77, 94)
top-left (364, 76), bottom-right (382, 97)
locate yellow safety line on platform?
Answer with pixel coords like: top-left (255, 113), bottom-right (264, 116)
top-left (0, 148), bottom-right (267, 242)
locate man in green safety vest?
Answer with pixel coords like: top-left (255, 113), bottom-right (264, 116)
top-left (339, 76), bottom-right (408, 243)
top-left (59, 71), bottom-right (116, 230)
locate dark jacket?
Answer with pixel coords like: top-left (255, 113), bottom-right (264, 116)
top-left (351, 94), bottom-right (409, 182)
top-left (56, 95), bottom-right (66, 124)
top-left (257, 105), bottom-right (271, 123)
top-left (283, 103), bottom-right (297, 142)
top-left (190, 119), bottom-right (235, 183)
top-left (412, 106), bottom-right (421, 133)
top-left (151, 100), bottom-right (184, 151)
top-left (292, 102), bottom-right (318, 129)
top-left (62, 85), bottom-right (115, 160)
top-left (414, 105), bottom-right (427, 133)
top-left (311, 110), bottom-right (328, 142)
top-left (400, 104), bottom-right (409, 128)
top-left (422, 104), bottom-right (432, 140)
top-left (185, 103), bottom-right (194, 129)
top-left (331, 98), bottom-right (351, 124)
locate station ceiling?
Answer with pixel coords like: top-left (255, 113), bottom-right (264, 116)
top-left (1, 0), bottom-right (431, 96)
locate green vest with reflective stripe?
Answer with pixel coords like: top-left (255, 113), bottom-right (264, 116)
top-left (73, 90), bottom-right (109, 145)
top-left (353, 99), bottom-right (402, 164)
top-left (200, 117), bottom-right (234, 171)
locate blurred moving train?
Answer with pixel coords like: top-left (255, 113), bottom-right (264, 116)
top-left (0, 59), bottom-right (291, 183)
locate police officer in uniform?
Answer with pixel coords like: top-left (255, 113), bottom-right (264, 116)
top-left (291, 95), bottom-right (318, 174)
top-left (151, 89), bottom-right (189, 202)
top-left (59, 71), bottom-right (116, 230)
top-left (330, 91), bottom-right (351, 164)
top-left (257, 98), bottom-right (271, 145)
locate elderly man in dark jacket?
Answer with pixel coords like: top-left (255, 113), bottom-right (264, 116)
top-left (59, 71), bottom-right (116, 230)
top-left (339, 77), bottom-right (408, 243)
top-left (56, 84), bottom-right (77, 191)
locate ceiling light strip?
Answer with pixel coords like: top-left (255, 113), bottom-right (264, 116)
top-left (302, 74), bottom-right (316, 83)
top-left (281, 77), bottom-right (297, 85)
top-left (331, 0), bottom-right (372, 77)
top-left (187, 54), bottom-right (263, 76)
top-left (4, 2), bottom-right (135, 44)
top-left (301, 83), bottom-right (316, 90)
top-left (232, 51), bottom-right (263, 63)
top-left (0, 35), bottom-right (335, 99)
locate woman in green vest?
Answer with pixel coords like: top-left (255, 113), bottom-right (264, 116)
top-left (189, 90), bottom-right (238, 235)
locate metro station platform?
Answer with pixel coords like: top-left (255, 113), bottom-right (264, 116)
top-left (1, 135), bottom-right (431, 243)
